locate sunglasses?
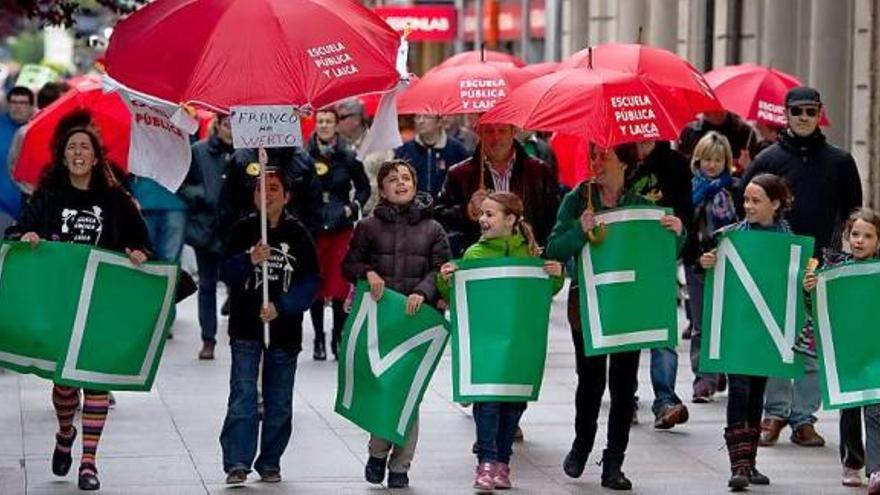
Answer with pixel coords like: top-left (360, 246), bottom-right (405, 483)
top-left (789, 106), bottom-right (820, 117)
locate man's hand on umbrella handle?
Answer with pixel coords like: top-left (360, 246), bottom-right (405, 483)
top-left (366, 270), bottom-right (385, 301)
top-left (125, 248), bottom-right (148, 266)
top-left (21, 232), bottom-right (40, 248)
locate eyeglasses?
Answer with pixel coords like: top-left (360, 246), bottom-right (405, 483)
top-left (8, 98), bottom-right (31, 106)
top-left (789, 106), bottom-right (820, 117)
top-left (338, 113), bottom-right (357, 120)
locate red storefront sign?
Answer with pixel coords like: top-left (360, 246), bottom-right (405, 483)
top-left (374, 6), bottom-right (458, 42)
top-left (462, 0), bottom-right (546, 41)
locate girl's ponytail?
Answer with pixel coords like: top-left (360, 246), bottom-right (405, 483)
top-left (517, 218), bottom-right (540, 256)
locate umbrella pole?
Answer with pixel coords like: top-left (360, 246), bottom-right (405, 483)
top-left (258, 147), bottom-right (270, 348)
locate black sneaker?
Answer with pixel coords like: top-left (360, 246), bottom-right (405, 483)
top-left (78, 465), bottom-right (100, 491)
top-left (563, 448), bottom-right (588, 478)
top-left (365, 456), bottom-right (387, 484)
top-left (387, 471), bottom-right (409, 488)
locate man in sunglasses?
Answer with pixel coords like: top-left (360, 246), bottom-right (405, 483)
top-left (743, 86), bottom-right (862, 450)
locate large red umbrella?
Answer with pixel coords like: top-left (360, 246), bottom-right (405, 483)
top-left (562, 43), bottom-right (722, 115)
top-left (437, 49), bottom-right (526, 69)
top-left (397, 62), bottom-right (533, 115)
top-left (480, 68), bottom-right (698, 148)
top-left (522, 61), bottom-right (560, 78)
top-left (15, 77), bottom-right (130, 187)
top-left (703, 63), bottom-right (830, 127)
top-left (104, 0), bottom-right (403, 111)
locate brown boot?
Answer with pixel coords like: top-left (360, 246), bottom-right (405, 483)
top-left (746, 426), bottom-right (770, 485)
top-left (198, 341), bottom-right (215, 360)
top-left (759, 417), bottom-right (786, 446)
top-left (725, 424), bottom-right (752, 491)
top-left (790, 423), bottom-right (826, 447)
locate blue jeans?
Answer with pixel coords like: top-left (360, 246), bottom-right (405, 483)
top-left (220, 339), bottom-right (298, 474)
top-left (473, 402), bottom-right (526, 464)
top-left (685, 265), bottom-right (718, 387)
top-left (194, 247), bottom-right (221, 343)
top-left (142, 209), bottom-right (186, 262)
top-left (650, 347), bottom-right (683, 416)
top-left (763, 354), bottom-right (820, 429)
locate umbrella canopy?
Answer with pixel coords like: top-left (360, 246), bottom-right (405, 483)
top-left (15, 77), bottom-right (130, 187)
top-left (480, 68), bottom-right (698, 148)
top-left (437, 49), bottom-right (526, 69)
top-left (104, 0), bottom-right (402, 111)
top-left (562, 43), bottom-right (722, 115)
top-left (397, 62), bottom-right (533, 115)
top-left (522, 61), bottom-right (560, 78)
top-left (703, 63), bottom-right (830, 127)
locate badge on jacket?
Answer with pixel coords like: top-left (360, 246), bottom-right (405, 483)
top-left (316, 161), bottom-right (329, 176)
top-left (246, 162), bottom-right (261, 177)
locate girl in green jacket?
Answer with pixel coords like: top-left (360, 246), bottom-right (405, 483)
top-left (438, 191), bottom-right (563, 491)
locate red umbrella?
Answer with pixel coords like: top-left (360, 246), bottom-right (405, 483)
top-left (437, 50), bottom-right (526, 69)
top-left (15, 77), bottom-right (130, 187)
top-left (703, 63), bottom-right (830, 127)
top-left (480, 68), bottom-right (697, 148)
top-left (397, 62), bottom-right (533, 115)
top-left (562, 43), bottom-right (722, 115)
top-left (522, 61), bottom-right (560, 78)
top-left (104, 0), bottom-right (403, 111)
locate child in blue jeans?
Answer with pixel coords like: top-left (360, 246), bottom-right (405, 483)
top-left (439, 191), bottom-right (563, 491)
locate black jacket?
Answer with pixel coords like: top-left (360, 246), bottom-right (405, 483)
top-left (625, 142), bottom-right (695, 263)
top-left (8, 179), bottom-right (150, 255)
top-left (177, 133), bottom-right (235, 254)
top-left (678, 113), bottom-right (759, 166)
top-left (435, 141), bottom-right (559, 254)
top-left (742, 129), bottom-right (863, 256)
top-left (222, 212), bottom-right (320, 353)
top-left (342, 194), bottom-right (450, 304)
top-left (393, 132), bottom-right (469, 198)
top-left (306, 134), bottom-right (371, 233)
top-left (226, 147), bottom-right (323, 236)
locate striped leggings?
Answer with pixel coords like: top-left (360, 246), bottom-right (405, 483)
top-left (52, 384), bottom-right (109, 474)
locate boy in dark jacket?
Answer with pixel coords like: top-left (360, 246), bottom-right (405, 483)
top-left (219, 169), bottom-right (319, 485)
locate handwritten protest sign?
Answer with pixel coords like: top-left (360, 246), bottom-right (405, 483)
top-left (229, 105), bottom-right (304, 149)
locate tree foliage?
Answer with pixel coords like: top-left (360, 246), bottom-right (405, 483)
top-left (2, 1), bottom-right (147, 29)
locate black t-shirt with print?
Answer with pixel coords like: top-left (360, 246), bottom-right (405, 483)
top-left (224, 213), bottom-right (319, 353)
top-left (8, 180), bottom-right (150, 254)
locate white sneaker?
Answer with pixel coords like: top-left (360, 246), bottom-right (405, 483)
top-left (842, 466), bottom-right (863, 487)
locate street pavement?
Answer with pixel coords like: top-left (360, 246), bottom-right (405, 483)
top-left (0, 281), bottom-right (859, 494)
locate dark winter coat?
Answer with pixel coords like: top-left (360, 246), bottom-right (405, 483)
top-left (435, 141), bottom-right (559, 254)
top-left (678, 112), bottom-right (759, 166)
top-left (393, 131), bottom-right (469, 198)
top-left (177, 133), bottom-right (235, 254)
top-left (742, 129), bottom-right (862, 256)
top-left (306, 134), bottom-right (371, 233)
top-left (7, 178), bottom-right (150, 255)
top-left (342, 193), bottom-right (450, 304)
top-left (226, 147), bottom-right (323, 236)
top-left (222, 212), bottom-right (320, 353)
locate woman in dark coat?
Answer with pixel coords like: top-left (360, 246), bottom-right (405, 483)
top-left (306, 108), bottom-right (370, 360)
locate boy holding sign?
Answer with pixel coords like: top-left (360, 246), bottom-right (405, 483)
top-left (699, 173), bottom-right (793, 491)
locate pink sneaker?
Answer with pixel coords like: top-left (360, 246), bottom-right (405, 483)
top-left (869, 472), bottom-right (880, 494)
top-left (493, 463), bottom-right (511, 489)
top-left (473, 462), bottom-right (495, 491)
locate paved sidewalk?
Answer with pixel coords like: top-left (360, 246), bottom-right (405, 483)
top-left (0, 290), bottom-right (856, 494)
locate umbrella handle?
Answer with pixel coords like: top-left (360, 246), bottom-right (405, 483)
top-left (581, 180), bottom-right (606, 244)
